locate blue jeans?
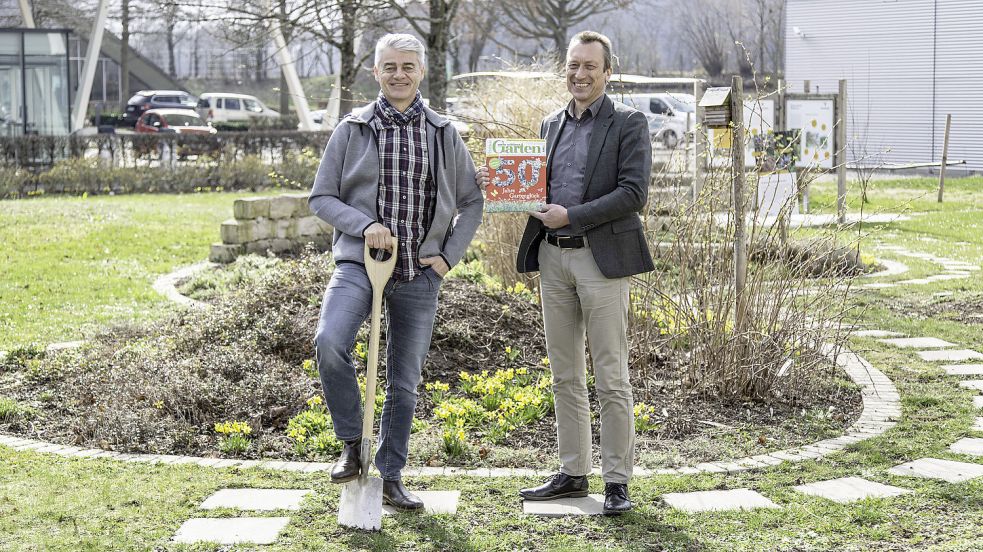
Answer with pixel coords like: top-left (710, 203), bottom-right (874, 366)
top-left (314, 261), bottom-right (442, 481)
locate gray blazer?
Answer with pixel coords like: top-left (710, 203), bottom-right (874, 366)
top-left (516, 94), bottom-right (654, 279)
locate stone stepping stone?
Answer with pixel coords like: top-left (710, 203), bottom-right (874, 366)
top-left (862, 283), bottom-right (896, 289)
top-left (975, 396), bottom-right (983, 410)
top-left (973, 418), bottom-right (983, 432)
top-left (661, 488), bottom-right (779, 513)
top-left (958, 381), bottom-right (983, 392)
top-left (853, 330), bottom-right (903, 338)
top-left (199, 489), bottom-right (312, 511)
top-left (793, 477), bottom-right (910, 503)
top-left (942, 364), bottom-right (983, 376)
top-left (523, 494), bottom-right (605, 516)
top-left (879, 337), bottom-right (955, 349)
top-left (888, 458), bottom-right (983, 483)
top-left (917, 349), bottom-right (983, 363)
top-left (950, 438), bottom-right (983, 457)
top-left (172, 517), bottom-right (290, 545)
top-left (383, 491), bottom-right (460, 515)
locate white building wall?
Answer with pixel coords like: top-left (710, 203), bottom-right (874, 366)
top-left (785, 0), bottom-right (982, 172)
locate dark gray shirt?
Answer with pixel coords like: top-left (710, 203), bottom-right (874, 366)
top-left (549, 96), bottom-right (604, 236)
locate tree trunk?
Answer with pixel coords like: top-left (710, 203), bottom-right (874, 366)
top-left (278, 0), bottom-right (291, 114)
top-left (338, 0), bottom-right (358, 119)
top-left (120, 0), bottom-right (129, 109)
top-left (426, 0), bottom-right (451, 111)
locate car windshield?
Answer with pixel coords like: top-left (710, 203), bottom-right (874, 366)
top-left (167, 114), bottom-right (205, 126)
top-left (179, 96), bottom-right (198, 107)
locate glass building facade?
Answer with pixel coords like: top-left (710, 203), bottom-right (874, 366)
top-left (0, 29), bottom-right (72, 136)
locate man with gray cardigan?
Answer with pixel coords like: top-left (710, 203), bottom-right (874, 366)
top-left (308, 33), bottom-right (483, 511)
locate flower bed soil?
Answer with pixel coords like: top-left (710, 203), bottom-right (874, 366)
top-left (0, 254), bottom-right (862, 468)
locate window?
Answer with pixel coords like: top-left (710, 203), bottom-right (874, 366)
top-left (215, 98), bottom-right (223, 109)
top-left (225, 98), bottom-right (242, 110)
top-left (166, 114), bottom-right (204, 126)
top-left (243, 99), bottom-right (263, 113)
top-left (197, 98), bottom-right (209, 109)
top-left (650, 99), bottom-right (669, 115)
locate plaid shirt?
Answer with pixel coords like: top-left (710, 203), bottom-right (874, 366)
top-left (373, 92), bottom-right (436, 281)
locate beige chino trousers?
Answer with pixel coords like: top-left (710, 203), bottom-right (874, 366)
top-left (538, 239), bottom-right (634, 484)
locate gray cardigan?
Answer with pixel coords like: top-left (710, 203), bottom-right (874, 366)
top-left (309, 101), bottom-right (483, 268)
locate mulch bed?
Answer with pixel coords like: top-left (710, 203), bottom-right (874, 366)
top-left (0, 254), bottom-right (863, 468)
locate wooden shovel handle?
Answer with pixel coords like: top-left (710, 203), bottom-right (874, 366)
top-left (359, 237), bottom-right (397, 460)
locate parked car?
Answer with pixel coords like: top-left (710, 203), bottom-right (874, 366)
top-left (124, 90), bottom-right (198, 126)
top-left (197, 93), bottom-right (280, 123)
top-left (619, 92), bottom-right (696, 149)
top-left (135, 108), bottom-right (216, 135)
top-left (134, 108), bottom-right (217, 158)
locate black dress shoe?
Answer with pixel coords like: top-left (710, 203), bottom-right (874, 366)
top-left (383, 479), bottom-right (424, 511)
top-left (603, 483), bottom-right (632, 515)
top-left (330, 439), bottom-right (361, 484)
top-left (519, 473), bottom-right (589, 501)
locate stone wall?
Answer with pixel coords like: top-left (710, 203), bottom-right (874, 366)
top-left (209, 193), bottom-right (333, 263)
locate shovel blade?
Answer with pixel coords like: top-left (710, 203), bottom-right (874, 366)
top-left (338, 476), bottom-right (384, 531)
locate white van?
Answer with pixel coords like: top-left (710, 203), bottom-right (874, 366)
top-left (197, 93), bottom-right (280, 123)
top-left (619, 93), bottom-right (696, 149)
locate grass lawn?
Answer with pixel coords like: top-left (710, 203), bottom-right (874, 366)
top-left (2, 177), bottom-right (983, 550)
top-left (0, 192), bottom-right (255, 350)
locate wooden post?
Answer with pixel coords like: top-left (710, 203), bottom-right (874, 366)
top-left (836, 79), bottom-right (848, 224)
top-left (731, 76), bottom-right (747, 332)
top-left (693, 80), bottom-right (706, 201)
top-left (938, 113), bottom-right (951, 203)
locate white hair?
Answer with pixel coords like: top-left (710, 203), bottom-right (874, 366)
top-left (374, 33), bottom-right (427, 68)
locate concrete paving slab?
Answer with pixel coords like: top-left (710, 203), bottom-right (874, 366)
top-left (917, 349), bottom-right (983, 362)
top-left (976, 396), bottom-right (983, 410)
top-left (878, 337), bottom-right (955, 349)
top-left (942, 364), bottom-right (983, 376)
top-left (972, 418), bottom-right (983, 432)
top-left (852, 330), bottom-right (904, 338)
top-left (523, 494), bottom-right (605, 516)
top-left (950, 438), bottom-right (983, 457)
top-left (661, 489), bottom-right (780, 513)
top-left (958, 381), bottom-right (983, 392)
top-left (172, 517), bottom-right (290, 545)
top-left (888, 458), bottom-right (983, 483)
top-left (792, 477), bottom-right (910, 503)
top-left (199, 489), bottom-right (312, 511)
top-left (384, 491), bottom-right (460, 515)
top-left (862, 283), bottom-right (897, 289)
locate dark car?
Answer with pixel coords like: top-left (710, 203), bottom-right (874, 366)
top-left (123, 90), bottom-right (199, 126)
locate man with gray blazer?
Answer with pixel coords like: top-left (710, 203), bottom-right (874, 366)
top-left (516, 31), bottom-right (653, 515)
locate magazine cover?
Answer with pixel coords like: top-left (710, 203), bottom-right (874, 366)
top-left (484, 138), bottom-right (547, 213)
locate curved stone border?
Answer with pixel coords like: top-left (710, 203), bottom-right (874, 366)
top-left (0, 344), bottom-right (900, 478)
top-left (862, 258), bottom-right (908, 279)
top-left (861, 246), bottom-right (979, 290)
top-left (152, 261), bottom-right (217, 309)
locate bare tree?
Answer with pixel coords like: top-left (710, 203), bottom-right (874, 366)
top-left (498, 0), bottom-right (633, 65)
top-left (676, 0), bottom-right (728, 80)
top-left (451, 0), bottom-right (496, 74)
top-left (386, 0), bottom-right (462, 111)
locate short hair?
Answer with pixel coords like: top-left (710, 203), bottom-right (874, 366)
top-left (568, 31), bottom-right (613, 72)
top-left (374, 33), bottom-right (426, 69)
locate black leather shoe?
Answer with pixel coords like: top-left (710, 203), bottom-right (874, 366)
top-left (603, 483), bottom-right (632, 515)
top-left (330, 439), bottom-right (361, 484)
top-left (519, 473), bottom-right (589, 501)
top-left (383, 479), bottom-right (424, 511)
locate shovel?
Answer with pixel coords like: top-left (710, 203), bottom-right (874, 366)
top-left (338, 237), bottom-right (398, 531)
